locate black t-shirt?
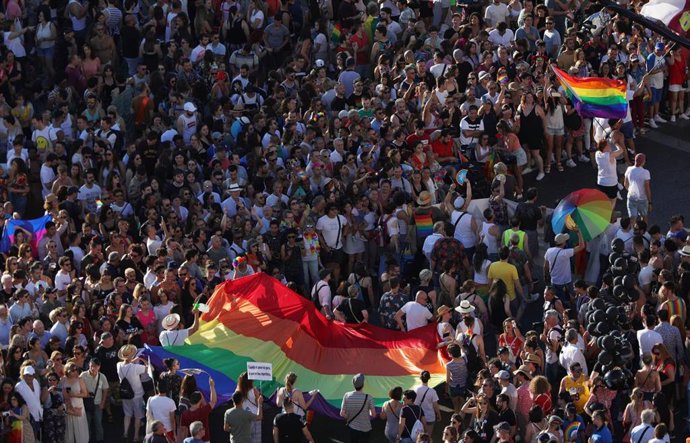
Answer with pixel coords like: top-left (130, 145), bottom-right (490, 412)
top-left (116, 317), bottom-right (144, 348)
top-left (335, 298), bottom-right (367, 323)
top-left (273, 412), bottom-right (305, 442)
top-left (497, 407), bottom-right (516, 427)
top-left (472, 410), bottom-right (499, 443)
top-left (400, 404), bottom-right (425, 438)
top-left (514, 202), bottom-right (542, 231)
top-left (94, 344), bottom-right (120, 381)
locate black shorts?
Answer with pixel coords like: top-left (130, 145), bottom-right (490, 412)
top-left (597, 184), bottom-right (618, 199)
top-left (321, 248), bottom-right (345, 266)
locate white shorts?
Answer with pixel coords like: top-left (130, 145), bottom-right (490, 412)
top-left (668, 84), bottom-right (683, 92)
top-left (122, 396), bottom-right (145, 419)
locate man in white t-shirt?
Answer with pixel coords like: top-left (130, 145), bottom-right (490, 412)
top-left (624, 153), bottom-right (652, 224)
top-left (543, 230), bottom-right (584, 303)
top-left (311, 269), bottom-right (334, 319)
top-left (636, 315), bottom-right (663, 361)
top-left (394, 291), bottom-right (433, 331)
top-left (78, 170), bottom-right (102, 215)
top-left (146, 380), bottom-right (178, 438)
top-left (159, 308), bottom-right (200, 346)
top-left (40, 153), bottom-right (57, 198)
top-left (316, 204), bottom-right (349, 281)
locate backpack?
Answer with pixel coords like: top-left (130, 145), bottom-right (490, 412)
top-left (119, 367), bottom-right (135, 400)
top-left (312, 282), bottom-right (328, 311)
top-left (460, 333), bottom-right (482, 375)
top-left (351, 275), bottom-right (364, 302)
top-left (378, 214), bottom-right (394, 248)
top-left (405, 405), bottom-right (425, 441)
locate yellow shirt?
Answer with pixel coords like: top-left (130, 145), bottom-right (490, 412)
top-left (562, 374), bottom-right (590, 413)
top-left (487, 260), bottom-right (519, 301)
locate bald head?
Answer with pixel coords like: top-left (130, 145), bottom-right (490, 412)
top-left (415, 291), bottom-right (428, 304)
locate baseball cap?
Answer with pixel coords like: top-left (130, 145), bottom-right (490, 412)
top-left (495, 370), bottom-right (511, 380)
top-left (183, 102), bottom-right (197, 112)
top-left (655, 41), bottom-right (665, 50)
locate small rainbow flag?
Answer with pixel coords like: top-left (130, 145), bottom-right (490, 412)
top-left (414, 212), bottom-right (434, 241)
top-left (145, 273), bottom-right (446, 418)
top-left (8, 416), bottom-right (22, 443)
top-left (551, 66), bottom-right (627, 119)
top-left (331, 22), bottom-right (344, 44)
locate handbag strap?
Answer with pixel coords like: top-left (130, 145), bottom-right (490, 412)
top-left (345, 394), bottom-right (368, 426)
top-left (91, 372), bottom-right (101, 396)
top-left (636, 425), bottom-right (651, 443)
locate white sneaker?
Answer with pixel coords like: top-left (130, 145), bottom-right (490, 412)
top-left (536, 172), bottom-right (545, 181)
top-left (566, 159), bottom-right (576, 168)
top-left (578, 154), bottom-right (590, 163)
top-left (680, 113), bottom-right (690, 120)
top-left (655, 114), bottom-right (667, 123)
top-left (649, 119), bottom-right (659, 128)
top-left (522, 166), bottom-right (533, 174)
top-left (670, 115), bottom-right (677, 122)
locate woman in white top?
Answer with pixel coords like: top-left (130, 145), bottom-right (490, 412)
top-left (275, 373), bottom-right (316, 421)
top-left (594, 135), bottom-right (625, 207)
top-left (3, 21), bottom-right (29, 59)
top-left (35, 10), bottom-right (57, 78)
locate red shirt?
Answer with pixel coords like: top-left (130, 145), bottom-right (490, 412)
top-left (431, 138), bottom-right (454, 159)
top-left (181, 404), bottom-right (212, 440)
top-left (350, 32), bottom-right (370, 66)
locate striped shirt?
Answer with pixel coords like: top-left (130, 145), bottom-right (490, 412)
top-left (446, 357), bottom-right (468, 388)
top-left (341, 391), bottom-right (374, 432)
top-left (104, 6), bottom-right (123, 35)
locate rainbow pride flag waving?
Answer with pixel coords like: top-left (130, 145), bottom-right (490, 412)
top-left (551, 66), bottom-right (628, 119)
top-left (146, 273), bottom-right (445, 418)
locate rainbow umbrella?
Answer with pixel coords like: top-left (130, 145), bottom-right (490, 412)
top-left (552, 189), bottom-right (613, 241)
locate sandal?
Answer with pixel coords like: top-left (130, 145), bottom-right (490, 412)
top-left (556, 163), bottom-right (564, 172)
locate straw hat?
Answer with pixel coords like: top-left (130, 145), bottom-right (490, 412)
top-left (416, 191), bottom-right (432, 206)
top-left (455, 300), bottom-right (476, 314)
top-left (523, 353), bottom-right (541, 365)
top-left (118, 344), bottom-right (138, 360)
top-left (513, 365), bottom-right (533, 380)
top-left (437, 305), bottom-right (452, 317)
top-left (162, 313), bottom-right (181, 331)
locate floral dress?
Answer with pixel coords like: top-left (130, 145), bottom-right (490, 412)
top-left (42, 390), bottom-right (65, 443)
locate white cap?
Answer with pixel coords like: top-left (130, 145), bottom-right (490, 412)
top-left (315, 59), bottom-right (325, 68)
top-left (22, 366), bottom-right (36, 376)
top-left (183, 102), bottom-right (197, 112)
top-left (453, 196), bottom-right (465, 209)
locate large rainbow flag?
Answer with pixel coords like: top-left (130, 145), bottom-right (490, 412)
top-left (145, 273), bottom-right (445, 419)
top-left (551, 66), bottom-right (628, 119)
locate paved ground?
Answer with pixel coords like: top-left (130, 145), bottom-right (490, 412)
top-left (529, 119), bottom-right (690, 228)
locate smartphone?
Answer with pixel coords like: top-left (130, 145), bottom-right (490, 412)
top-left (551, 92), bottom-right (561, 98)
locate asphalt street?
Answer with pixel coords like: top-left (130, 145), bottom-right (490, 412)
top-left (528, 119), bottom-right (690, 228)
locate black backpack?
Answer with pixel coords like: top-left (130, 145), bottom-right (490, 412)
top-left (119, 377), bottom-right (134, 399)
top-left (461, 333), bottom-right (482, 375)
top-left (119, 366), bottom-right (135, 400)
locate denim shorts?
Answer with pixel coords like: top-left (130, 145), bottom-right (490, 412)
top-left (650, 87), bottom-right (663, 104)
top-left (627, 198), bottom-right (648, 217)
top-left (36, 46), bottom-right (55, 58)
top-left (621, 121), bottom-right (634, 140)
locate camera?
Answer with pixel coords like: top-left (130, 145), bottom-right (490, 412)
top-left (2, 411), bottom-right (10, 417)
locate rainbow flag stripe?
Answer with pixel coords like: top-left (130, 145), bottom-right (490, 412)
top-left (146, 274), bottom-right (445, 419)
top-left (414, 212), bottom-right (434, 240)
top-left (551, 66), bottom-right (628, 119)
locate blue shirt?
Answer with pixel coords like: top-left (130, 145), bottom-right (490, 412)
top-left (183, 438), bottom-right (204, 443)
top-left (591, 425), bottom-right (612, 443)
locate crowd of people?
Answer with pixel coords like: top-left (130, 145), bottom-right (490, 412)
top-left (0, 0), bottom-right (688, 440)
